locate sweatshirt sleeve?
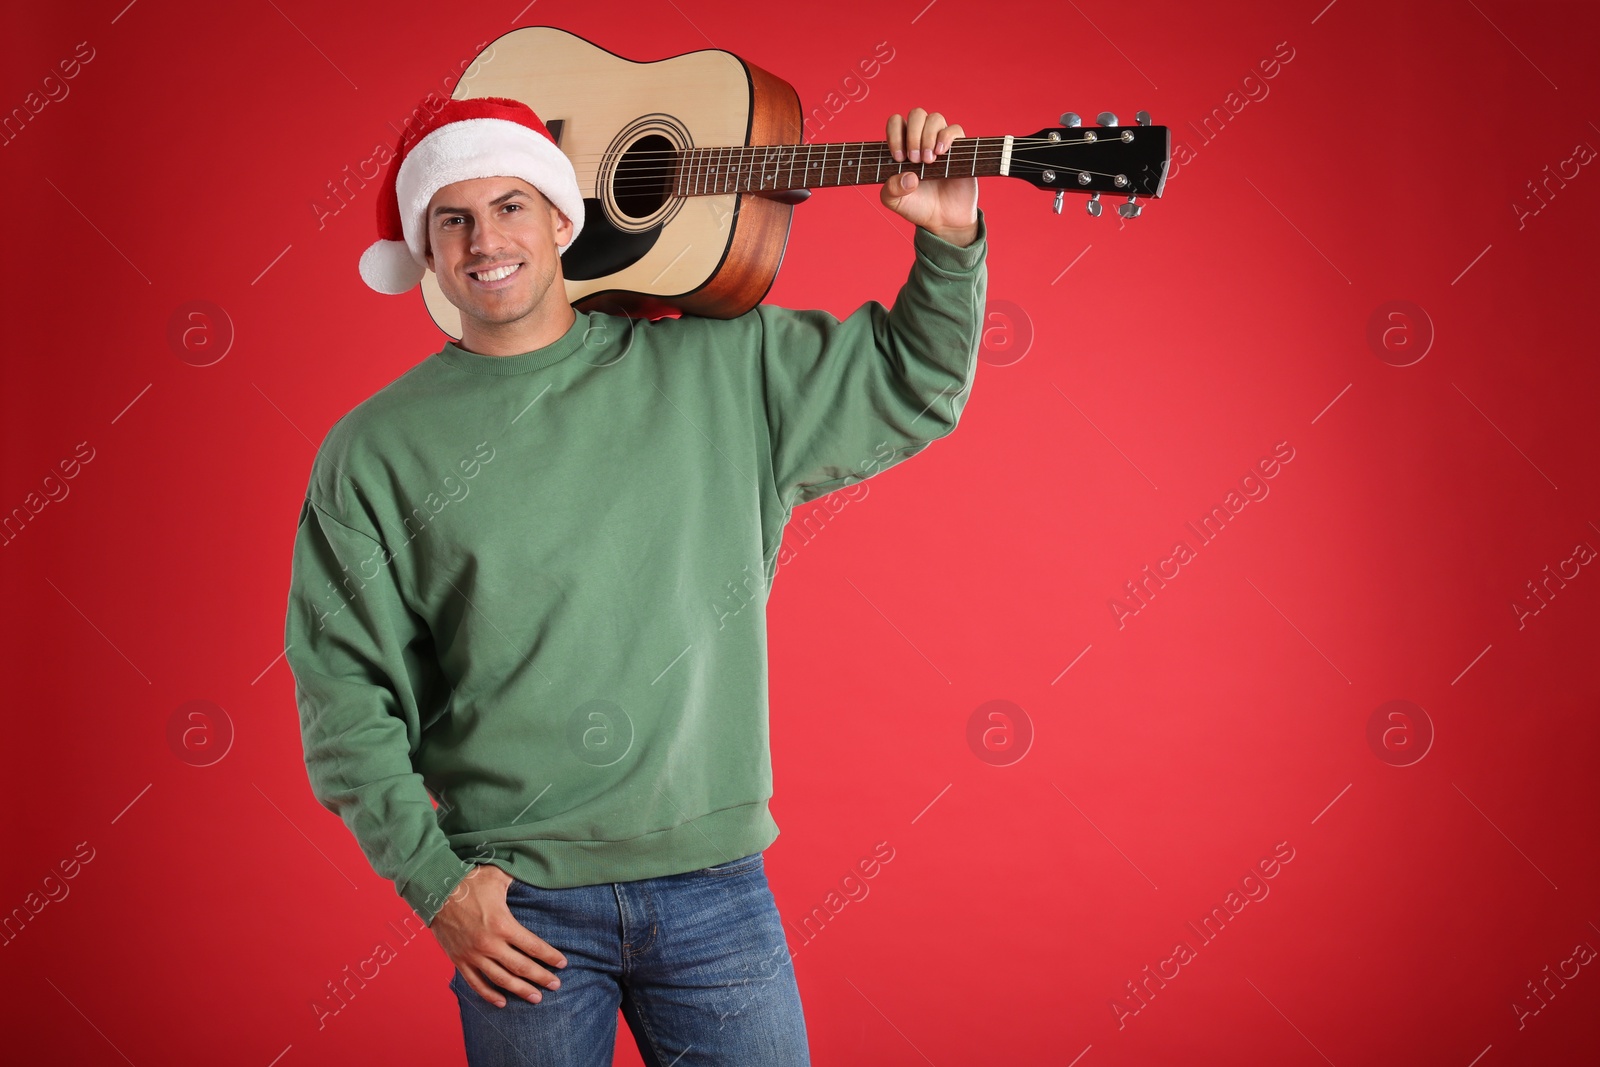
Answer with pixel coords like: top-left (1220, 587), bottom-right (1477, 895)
top-left (756, 209), bottom-right (988, 508)
top-left (283, 492), bottom-right (474, 925)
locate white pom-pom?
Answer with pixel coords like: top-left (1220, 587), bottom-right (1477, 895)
top-left (359, 239), bottom-right (426, 295)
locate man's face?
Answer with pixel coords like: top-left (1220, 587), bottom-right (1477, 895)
top-left (423, 176), bottom-right (573, 335)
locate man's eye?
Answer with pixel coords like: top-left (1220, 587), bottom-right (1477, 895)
top-left (503, 203), bottom-right (520, 213)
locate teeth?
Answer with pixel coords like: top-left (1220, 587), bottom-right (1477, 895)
top-left (474, 263), bottom-right (520, 282)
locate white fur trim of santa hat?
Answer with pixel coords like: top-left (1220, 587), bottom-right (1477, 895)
top-left (359, 108), bottom-right (585, 295)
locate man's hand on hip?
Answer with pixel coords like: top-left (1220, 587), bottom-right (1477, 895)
top-left (430, 863), bottom-right (568, 1008)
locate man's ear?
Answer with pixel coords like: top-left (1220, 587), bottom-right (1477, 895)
top-left (553, 206), bottom-right (574, 245)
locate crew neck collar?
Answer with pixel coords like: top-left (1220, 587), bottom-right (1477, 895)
top-left (433, 312), bottom-right (590, 376)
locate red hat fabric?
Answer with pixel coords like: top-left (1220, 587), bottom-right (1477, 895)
top-left (358, 96), bottom-right (585, 295)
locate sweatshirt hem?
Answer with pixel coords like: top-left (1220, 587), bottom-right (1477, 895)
top-left (453, 800), bottom-right (781, 890)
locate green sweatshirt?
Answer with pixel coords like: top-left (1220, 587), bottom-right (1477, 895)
top-left (284, 213), bottom-right (987, 924)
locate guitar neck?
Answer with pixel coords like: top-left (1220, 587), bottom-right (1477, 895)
top-left (672, 137), bottom-right (1008, 197)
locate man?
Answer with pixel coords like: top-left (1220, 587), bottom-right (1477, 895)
top-left (285, 94), bottom-right (985, 1065)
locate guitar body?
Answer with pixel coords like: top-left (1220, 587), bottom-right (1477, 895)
top-left (421, 26), bottom-right (802, 337)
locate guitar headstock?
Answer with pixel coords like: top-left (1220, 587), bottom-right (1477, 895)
top-left (1010, 111), bottom-right (1170, 218)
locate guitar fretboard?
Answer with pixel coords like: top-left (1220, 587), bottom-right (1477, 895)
top-left (671, 138), bottom-right (1006, 197)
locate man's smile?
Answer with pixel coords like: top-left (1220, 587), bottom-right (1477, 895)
top-left (469, 262), bottom-right (523, 287)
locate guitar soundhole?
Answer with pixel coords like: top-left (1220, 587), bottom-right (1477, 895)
top-left (613, 134), bottom-right (675, 221)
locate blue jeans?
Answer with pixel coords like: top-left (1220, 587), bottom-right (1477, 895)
top-left (450, 851), bottom-right (811, 1066)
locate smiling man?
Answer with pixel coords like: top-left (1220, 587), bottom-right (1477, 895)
top-left (285, 95), bottom-right (986, 1066)
top-left (425, 181), bottom-right (576, 354)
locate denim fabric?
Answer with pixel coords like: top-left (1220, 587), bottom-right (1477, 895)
top-left (450, 852), bottom-right (811, 1066)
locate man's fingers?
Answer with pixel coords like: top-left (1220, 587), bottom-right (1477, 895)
top-left (491, 939), bottom-right (564, 990)
top-left (887, 110), bottom-right (964, 165)
top-left (500, 914), bottom-right (568, 971)
top-left (477, 957), bottom-right (546, 1006)
top-left (886, 112), bottom-right (906, 160)
top-left (459, 966), bottom-right (510, 1009)
top-left (905, 107), bottom-right (927, 161)
top-left (880, 170), bottom-right (916, 207)
top-left (919, 112), bottom-right (945, 160)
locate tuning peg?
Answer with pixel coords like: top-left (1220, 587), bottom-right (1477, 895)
top-left (1086, 191), bottom-right (1102, 217)
top-left (1116, 195), bottom-right (1142, 219)
top-left (1096, 111), bottom-right (1118, 126)
top-left (1060, 112), bottom-right (1082, 128)
top-left (1136, 110), bottom-right (1152, 126)
top-left (1052, 190), bottom-right (1064, 214)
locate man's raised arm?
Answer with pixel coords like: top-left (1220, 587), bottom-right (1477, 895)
top-left (754, 106), bottom-right (988, 508)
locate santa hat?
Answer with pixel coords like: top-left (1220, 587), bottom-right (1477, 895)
top-left (358, 96), bottom-right (585, 295)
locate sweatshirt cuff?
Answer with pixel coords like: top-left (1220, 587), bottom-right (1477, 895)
top-left (913, 208), bottom-right (987, 273)
top-left (398, 840), bottom-right (477, 925)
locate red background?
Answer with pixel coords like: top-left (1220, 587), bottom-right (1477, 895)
top-left (4, 0), bottom-right (1598, 1064)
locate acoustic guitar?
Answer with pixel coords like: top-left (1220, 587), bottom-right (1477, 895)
top-left (419, 26), bottom-right (1169, 334)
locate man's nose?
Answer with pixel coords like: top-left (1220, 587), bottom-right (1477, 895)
top-left (470, 216), bottom-right (509, 255)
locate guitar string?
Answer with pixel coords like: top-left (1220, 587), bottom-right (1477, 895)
top-left (581, 159), bottom-right (1142, 194)
top-left (554, 138), bottom-right (1135, 169)
top-left (568, 150), bottom-right (1125, 171)
top-left (588, 172), bottom-right (1142, 198)
top-left (561, 143), bottom-right (1147, 192)
top-left (559, 140), bottom-right (1146, 171)
top-left (540, 135), bottom-right (1136, 160)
